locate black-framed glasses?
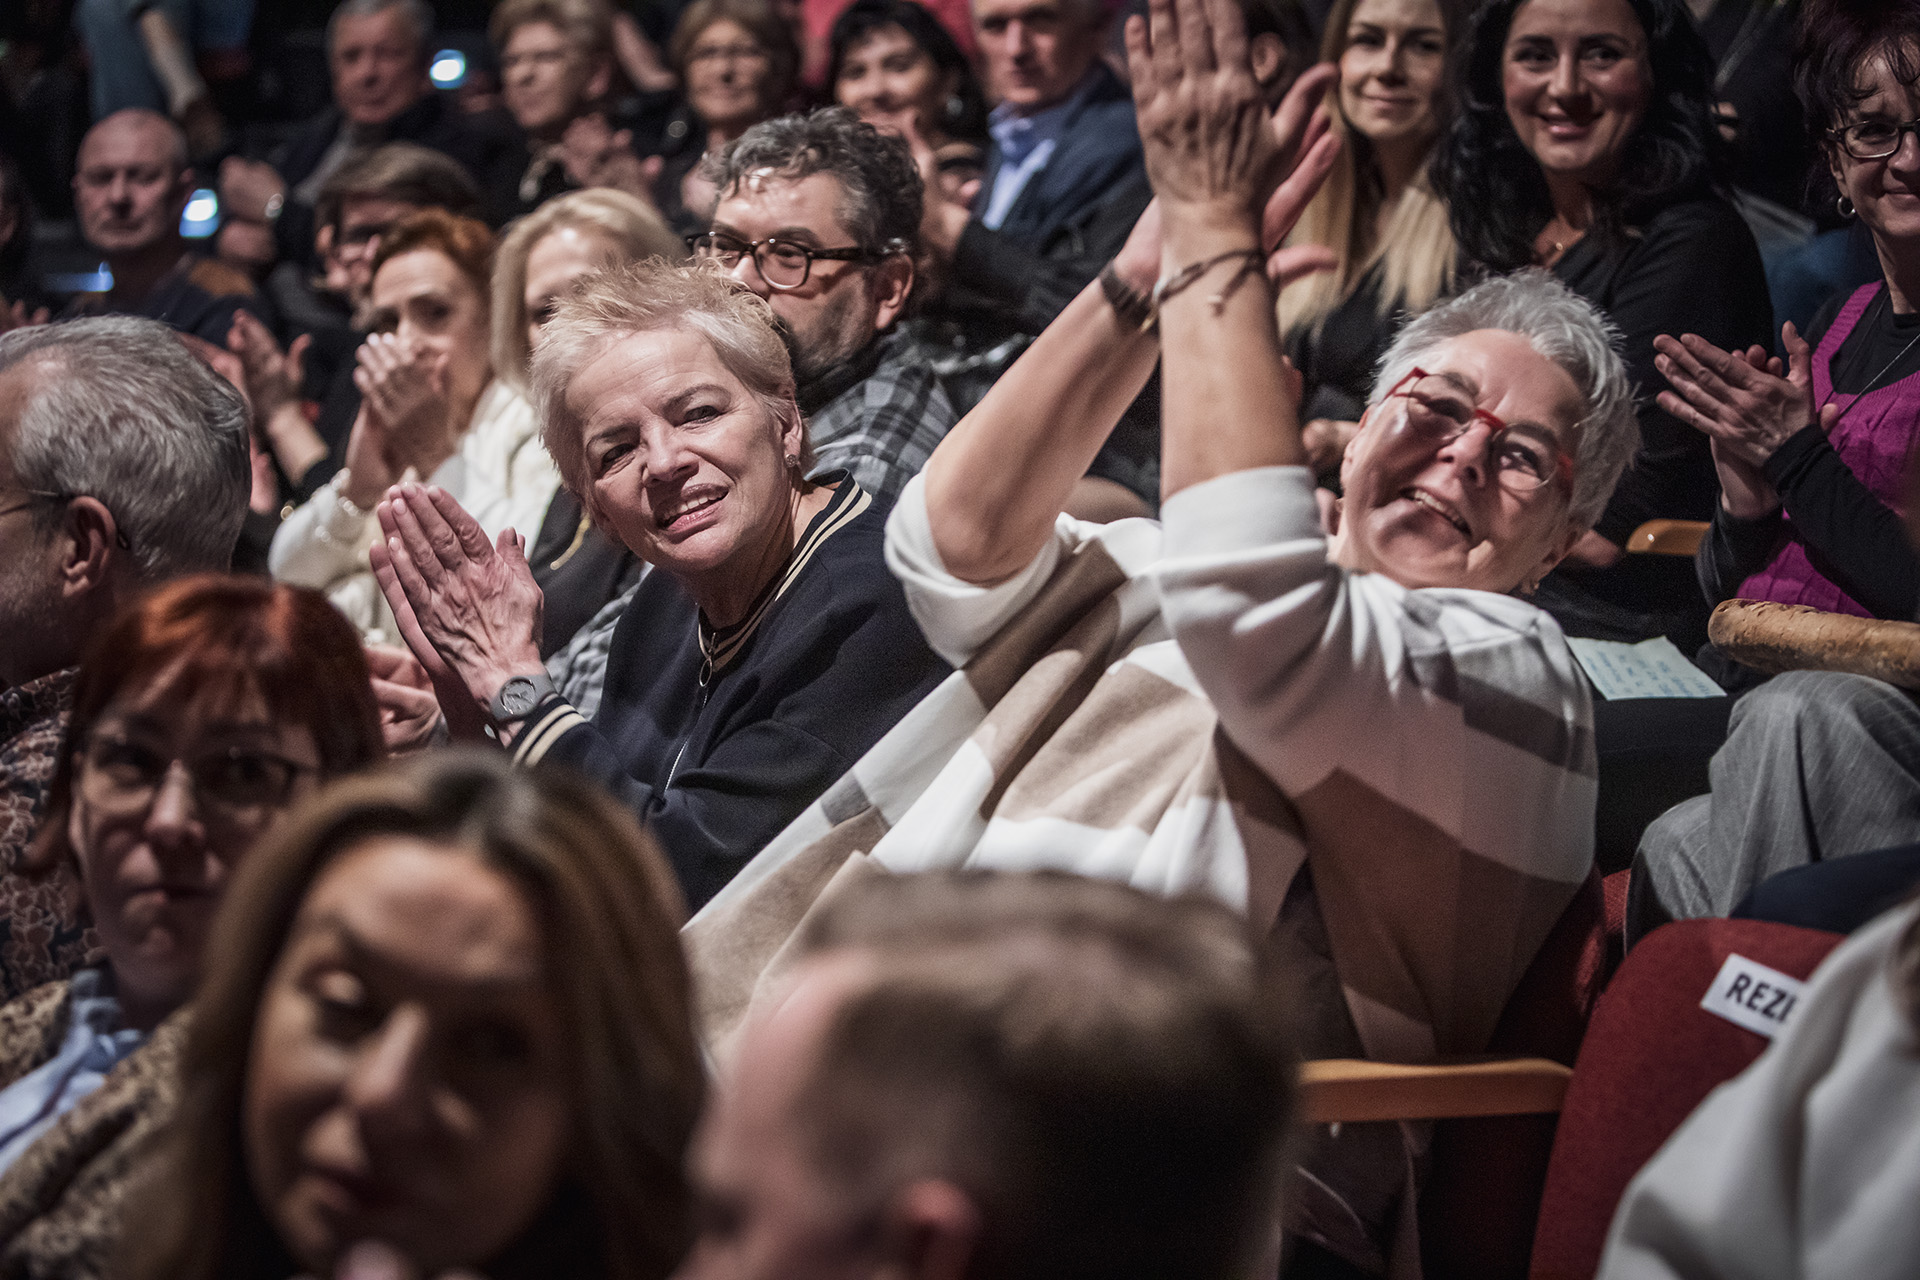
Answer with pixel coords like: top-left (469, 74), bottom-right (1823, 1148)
top-left (0, 490), bottom-right (132, 550)
top-left (79, 732), bottom-right (314, 823)
top-left (1384, 368), bottom-right (1574, 494)
top-left (1831, 115), bottom-right (1920, 161)
top-left (687, 231), bottom-right (873, 290)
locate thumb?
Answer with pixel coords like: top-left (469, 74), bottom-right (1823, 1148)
top-left (1818, 400), bottom-right (1842, 434)
top-left (640, 154), bottom-right (664, 183)
top-left (1783, 320), bottom-right (1813, 386)
top-left (1267, 244), bottom-right (1337, 286)
top-left (289, 332), bottom-right (312, 373)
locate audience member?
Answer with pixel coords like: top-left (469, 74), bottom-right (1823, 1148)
top-left (66, 110), bottom-right (263, 345)
top-left (1280, 0), bottom-right (1467, 479)
top-left (489, 0), bottom-right (620, 224)
top-left (1694, 0), bottom-right (1817, 217)
top-left (369, 259), bottom-right (949, 911)
top-left (681, 869), bottom-right (1297, 1280)
top-left (270, 211), bottom-right (557, 642)
top-left (1599, 895), bottom-right (1920, 1278)
top-left (693, 108), bottom-right (958, 504)
top-left (652, 0), bottom-right (803, 235)
top-left (0, 575), bottom-right (382, 1276)
top-left (0, 318), bottom-right (250, 1003)
top-left (217, 0), bottom-right (506, 279)
top-left (1628, 0), bottom-right (1920, 941)
top-left (492, 188), bottom-right (683, 654)
top-left (687, 38), bottom-right (1635, 1273)
top-left (232, 143), bottom-right (488, 513)
top-left (1435, 0), bottom-right (1772, 650)
top-left (827, 0), bottom-right (990, 204)
top-left (117, 750), bottom-right (704, 1280)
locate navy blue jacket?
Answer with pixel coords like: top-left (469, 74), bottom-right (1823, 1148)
top-left (512, 480), bottom-right (949, 910)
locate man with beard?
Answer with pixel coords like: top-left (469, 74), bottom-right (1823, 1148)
top-left (691, 107), bottom-right (957, 505)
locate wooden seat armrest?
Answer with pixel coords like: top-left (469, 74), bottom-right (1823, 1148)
top-left (1299, 1058), bottom-right (1573, 1124)
top-left (1627, 519), bottom-right (1710, 556)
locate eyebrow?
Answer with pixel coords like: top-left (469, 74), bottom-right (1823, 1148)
top-left (299, 913), bottom-right (546, 991)
top-left (712, 220), bottom-right (827, 248)
top-left (1431, 370), bottom-right (1567, 442)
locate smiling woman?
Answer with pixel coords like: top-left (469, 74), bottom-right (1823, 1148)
top-left (1434, 0), bottom-right (1774, 648)
top-left (370, 259), bottom-right (948, 911)
top-left (0, 575), bottom-right (383, 1278)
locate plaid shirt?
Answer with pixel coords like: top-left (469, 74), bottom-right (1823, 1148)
top-left (800, 327), bottom-right (957, 504)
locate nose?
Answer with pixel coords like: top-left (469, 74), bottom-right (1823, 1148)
top-left (1006, 19), bottom-right (1032, 56)
top-left (1435, 419), bottom-right (1499, 488)
top-left (142, 763), bottom-right (206, 858)
top-left (727, 250), bottom-right (771, 298)
top-left (347, 1006), bottom-right (436, 1142)
top-left (1380, 37), bottom-right (1409, 84)
top-left (1548, 51), bottom-right (1580, 101)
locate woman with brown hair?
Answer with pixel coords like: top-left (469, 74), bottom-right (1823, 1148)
top-left (0, 575), bottom-right (384, 1277)
top-left (270, 209), bottom-right (560, 643)
top-left (117, 750), bottom-right (704, 1280)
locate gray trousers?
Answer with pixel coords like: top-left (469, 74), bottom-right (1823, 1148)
top-left (1628, 671), bottom-right (1920, 947)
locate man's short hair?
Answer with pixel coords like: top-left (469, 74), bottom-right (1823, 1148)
top-left (0, 318), bottom-right (249, 578)
top-left (315, 142), bottom-right (484, 233)
top-left (790, 870), bottom-right (1297, 1280)
top-left (1373, 269), bottom-right (1640, 532)
top-left (489, 0), bottom-right (616, 61)
top-left (82, 108), bottom-right (190, 177)
top-left (326, 0), bottom-right (434, 59)
top-left (703, 107), bottom-right (924, 261)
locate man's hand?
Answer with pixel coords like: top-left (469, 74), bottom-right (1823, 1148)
top-left (558, 114), bottom-right (664, 206)
top-left (0, 297), bottom-right (49, 334)
top-left (228, 310), bottom-right (310, 424)
top-left (218, 156), bottom-right (287, 226)
top-left (369, 483), bottom-right (547, 716)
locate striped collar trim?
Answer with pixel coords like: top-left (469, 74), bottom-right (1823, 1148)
top-left (698, 476), bottom-right (869, 683)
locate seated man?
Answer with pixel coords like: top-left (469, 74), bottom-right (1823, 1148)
top-left (693, 107), bottom-right (957, 505)
top-left (681, 868), bottom-right (1296, 1280)
top-left (217, 0), bottom-right (508, 273)
top-left (686, 28), bottom-right (1640, 1273)
top-left (65, 109), bottom-right (262, 344)
top-left (488, 0), bottom-right (618, 223)
top-left (0, 317), bottom-right (251, 1001)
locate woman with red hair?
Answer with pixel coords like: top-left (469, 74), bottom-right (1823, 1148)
top-left (0, 574), bottom-right (385, 1278)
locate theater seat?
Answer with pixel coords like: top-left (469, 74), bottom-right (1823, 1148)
top-left (1526, 917), bottom-right (1844, 1280)
top-left (1625, 519), bottom-right (1709, 556)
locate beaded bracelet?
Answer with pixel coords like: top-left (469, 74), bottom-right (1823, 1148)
top-left (1098, 261), bottom-right (1157, 333)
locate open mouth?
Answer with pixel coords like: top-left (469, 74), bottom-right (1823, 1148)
top-left (1405, 488), bottom-right (1472, 541)
top-left (655, 487), bottom-right (725, 531)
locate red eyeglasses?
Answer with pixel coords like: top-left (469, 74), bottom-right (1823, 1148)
top-left (1384, 368), bottom-right (1575, 494)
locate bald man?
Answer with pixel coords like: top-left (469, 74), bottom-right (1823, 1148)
top-left (68, 108), bottom-right (262, 344)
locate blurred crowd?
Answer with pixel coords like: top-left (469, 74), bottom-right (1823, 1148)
top-left (0, 0), bottom-right (1916, 1276)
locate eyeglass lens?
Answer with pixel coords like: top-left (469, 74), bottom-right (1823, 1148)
top-left (1401, 376), bottom-right (1557, 490)
top-left (82, 734), bottom-right (302, 818)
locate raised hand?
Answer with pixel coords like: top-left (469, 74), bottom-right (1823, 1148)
top-left (1654, 322), bottom-right (1831, 471)
top-left (228, 309), bottom-right (310, 424)
top-left (369, 482), bottom-right (546, 716)
top-left (365, 643), bottom-right (444, 753)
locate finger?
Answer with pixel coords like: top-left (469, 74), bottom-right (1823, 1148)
top-left (389, 486), bottom-right (465, 577)
top-left (1267, 243), bottom-right (1337, 286)
top-left (1148, 0), bottom-right (1180, 88)
top-left (1269, 63), bottom-right (1336, 160)
top-left (1175, 0), bottom-right (1216, 76)
top-left (1783, 320), bottom-right (1814, 386)
top-left (288, 332), bottom-right (312, 377)
top-left (370, 676), bottom-right (439, 720)
top-left (1678, 333), bottom-right (1758, 393)
top-left (374, 531), bottom-right (446, 657)
top-left (1662, 337), bottom-right (1739, 403)
top-left (1125, 13), bottom-right (1153, 92)
top-left (1655, 389), bottom-right (1733, 440)
top-left (1206, 0), bottom-right (1247, 76)
top-left (424, 484), bottom-right (496, 562)
top-left (1262, 129), bottom-right (1340, 250)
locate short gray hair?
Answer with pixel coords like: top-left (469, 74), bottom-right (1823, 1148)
top-left (0, 317), bottom-right (250, 579)
top-left (702, 108), bottom-right (923, 259)
top-left (327, 0), bottom-right (434, 59)
top-left (1373, 269), bottom-right (1639, 531)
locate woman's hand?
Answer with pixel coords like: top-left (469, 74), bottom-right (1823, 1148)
top-left (347, 334), bottom-right (451, 507)
top-left (1654, 323), bottom-right (1829, 470)
top-left (369, 482), bottom-right (547, 716)
top-left (365, 643), bottom-right (445, 753)
top-left (228, 310), bottom-right (309, 423)
top-left (559, 113), bottom-right (664, 207)
top-left (1125, 0), bottom-right (1290, 234)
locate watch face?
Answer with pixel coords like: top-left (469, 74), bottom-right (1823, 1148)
top-left (500, 682), bottom-right (537, 716)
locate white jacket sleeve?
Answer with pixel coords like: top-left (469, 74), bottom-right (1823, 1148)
top-left (1598, 903), bottom-right (1920, 1280)
top-left (268, 469), bottom-right (377, 592)
top-left (1152, 466), bottom-right (1593, 873)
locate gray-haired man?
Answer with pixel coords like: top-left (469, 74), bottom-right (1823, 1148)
top-left (0, 317), bottom-right (250, 1000)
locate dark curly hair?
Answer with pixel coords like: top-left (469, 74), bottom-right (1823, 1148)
top-left (702, 106), bottom-right (925, 258)
top-left (826, 0), bottom-right (990, 143)
top-left (1431, 0), bottom-right (1726, 272)
top-left (1793, 0), bottom-right (1920, 173)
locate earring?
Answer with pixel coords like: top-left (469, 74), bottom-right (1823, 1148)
top-left (945, 92), bottom-right (965, 122)
top-left (1837, 194), bottom-right (1857, 218)
top-left (784, 453), bottom-right (799, 470)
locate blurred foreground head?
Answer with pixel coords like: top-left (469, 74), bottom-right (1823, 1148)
top-left (679, 869), bottom-right (1297, 1280)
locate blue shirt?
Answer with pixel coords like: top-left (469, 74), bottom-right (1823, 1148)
top-left (981, 70), bottom-right (1103, 231)
top-left (0, 969), bottom-right (144, 1176)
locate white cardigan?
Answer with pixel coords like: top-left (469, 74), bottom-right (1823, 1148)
top-left (269, 380), bottom-right (558, 641)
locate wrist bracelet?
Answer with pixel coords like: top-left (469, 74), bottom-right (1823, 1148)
top-left (262, 192), bottom-right (284, 224)
top-left (1099, 261), bottom-right (1157, 333)
top-left (1152, 247), bottom-right (1266, 314)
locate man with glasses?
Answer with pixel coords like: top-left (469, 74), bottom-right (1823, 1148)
top-left (692, 108), bottom-right (957, 505)
top-left (0, 316), bottom-right (251, 1002)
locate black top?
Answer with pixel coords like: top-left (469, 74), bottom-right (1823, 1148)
top-left (1699, 284), bottom-right (1920, 622)
top-left (1533, 194), bottom-right (1774, 646)
top-left (517, 477), bottom-right (950, 909)
top-left (1286, 261), bottom-right (1397, 437)
top-left (1696, 0), bottom-right (1815, 216)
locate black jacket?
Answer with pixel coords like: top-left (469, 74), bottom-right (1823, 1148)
top-left (513, 479), bottom-right (950, 909)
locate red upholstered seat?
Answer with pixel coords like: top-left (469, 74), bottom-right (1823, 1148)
top-left (1526, 918), bottom-right (1845, 1280)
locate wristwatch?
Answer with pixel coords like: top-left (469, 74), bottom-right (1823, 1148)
top-left (488, 671), bottom-right (556, 723)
